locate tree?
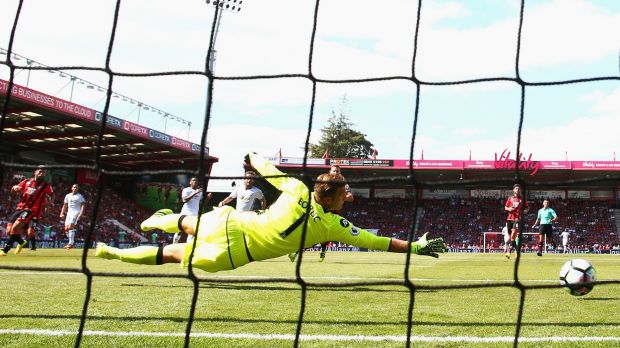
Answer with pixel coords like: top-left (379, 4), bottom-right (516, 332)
top-left (310, 98), bottom-right (375, 158)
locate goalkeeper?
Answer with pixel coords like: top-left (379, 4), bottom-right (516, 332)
top-left (95, 153), bottom-right (445, 272)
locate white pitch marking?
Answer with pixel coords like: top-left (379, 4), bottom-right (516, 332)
top-left (1, 329), bottom-right (620, 343)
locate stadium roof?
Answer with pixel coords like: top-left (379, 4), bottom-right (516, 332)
top-left (273, 156), bottom-right (620, 190)
top-left (0, 79), bottom-right (217, 171)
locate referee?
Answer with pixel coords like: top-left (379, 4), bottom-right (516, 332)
top-left (531, 198), bottom-right (559, 257)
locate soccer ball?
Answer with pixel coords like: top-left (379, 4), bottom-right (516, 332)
top-left (559, 259), bottom-right (596, 296)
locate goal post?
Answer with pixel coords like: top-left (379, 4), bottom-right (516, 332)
top-left (482, 232), bottom-right (547, 253)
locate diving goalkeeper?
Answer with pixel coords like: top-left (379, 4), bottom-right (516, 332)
top-left (95, 153), bottom-right (445, 272)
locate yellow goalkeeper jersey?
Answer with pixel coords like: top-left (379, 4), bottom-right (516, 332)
top-left (235, 153), bottom-right (392, 261)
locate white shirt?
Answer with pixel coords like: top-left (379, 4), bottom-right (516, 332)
top-left (561, 231), bottom-right (570, 245)
top-left (230, 186), bottom-right (264, 212)
top-left (501, 226), bottom-right (509, 236)
top-left (501, 226), bottom-right (510, 242)
top-left (180, 187), bottom-right (202, 216)
top-left (64, 193), bottom-right (85, 215)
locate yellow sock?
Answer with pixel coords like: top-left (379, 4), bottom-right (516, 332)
top-left (119, 246), bottom-right (160, 265)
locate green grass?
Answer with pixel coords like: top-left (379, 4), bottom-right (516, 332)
top-left (1, 250), bottom-right (620, 347)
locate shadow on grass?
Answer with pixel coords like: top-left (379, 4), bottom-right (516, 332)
top-left (264, 259), bottom-right (418, 266)
top-left (1, 313), bottom-right (619, 328)
top-left (119, 282), bottom-right (437, 293)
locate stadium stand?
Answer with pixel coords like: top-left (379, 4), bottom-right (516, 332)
top-left (0, 171), bottom-right (163, 247)
top-left (337, 196), bottom-right (618, 252)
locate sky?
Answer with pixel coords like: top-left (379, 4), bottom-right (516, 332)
top-left (1, 0), bottom-right (619, 191)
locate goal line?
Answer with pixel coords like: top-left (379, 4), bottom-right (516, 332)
top-left (2, 329), bottom-right (620, 344)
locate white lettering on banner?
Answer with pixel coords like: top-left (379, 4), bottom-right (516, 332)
top-left (15, 84), bottom-right (94, 119)
top-left (470, 189), bottom-right (503, 198)
top-left (423, 189), bottom-right (468, 198)
top-left (568, 191), bottom-right (590, 199)
top-left (96, 112), bottom-right (122, 128)
top-left (466, 161), bottom-right (494, 169)
top-left (529, 190), bottom-right (565, 199)
top-left (280, 157), bottom-right (325, 165)
top-left (149, 130), bottom-right (170, 143)
top-left (171, 137), bottom-right (191, 150)
top-left (17, 87), bottom-right (55, 107)
top-left (582, 162), bottom-right (595, 168)
top-left (123, 122), bottom-right (148, 136)
top-left (107, 117), bottom-right (122, 128)
top-left (53, 100), bottom-right (92, 119)
top-left (410, 161), bottom-right (456, 167)
top-left (543, 161), bottom-right (567, 169)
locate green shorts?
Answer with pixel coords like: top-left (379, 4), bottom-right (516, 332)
top-left (182, 206), bottom-right (253, 272)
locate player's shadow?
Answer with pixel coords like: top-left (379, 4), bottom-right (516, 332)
top-left (120, 282), bottom-right (438, 294)
top-left (266, 259), bottom-right (417, 266)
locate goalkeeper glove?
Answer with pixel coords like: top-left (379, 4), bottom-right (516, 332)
top-left (410, 232), bottom-right (445, 258)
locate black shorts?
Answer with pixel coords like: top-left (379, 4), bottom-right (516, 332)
top-left (9, 209), bottom-right (35, 226)
top-left (506, 221), bottom-right (519, 231)
top-left (538, 224), bottom-right (553, 237)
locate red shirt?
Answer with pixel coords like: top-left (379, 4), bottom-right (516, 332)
top-left (505, 195), bottom-right (527, 221)
top-left (16, 178), bottom-right (53, 216)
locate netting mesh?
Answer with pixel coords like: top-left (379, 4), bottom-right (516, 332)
top-left (1, 1), bottom-right (620, 347)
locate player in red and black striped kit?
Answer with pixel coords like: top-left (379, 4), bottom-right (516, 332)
top-left (1, 167), bottom-right (53, 256)
top-left (504, 183), bottom-right (528, 259)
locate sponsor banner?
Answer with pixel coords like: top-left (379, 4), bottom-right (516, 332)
top-left (350, 187), bottom-right (370, 198)
top-left (572, 161), bottom-right (620, 170)
top-left (170, 136), bottom-right (192, 152)
top-left (393, 160), bottom-right (463, 169)
top-left (461, 248), bottom-right (620, 254)
top-left (470, 189), bottom-right (505, 198)
top-left (94, 111), bottom-right (123, 129)
top-left (539, 161), bottom-right (571, 170)
top-left (494, 150), bottom-right (542, 175)
top-left (529, 190), bottom-right (565, 199)
top-left (148, 129), bottom-right (171, 144)
top-left (122, 120), bottom-right (149, 139)
top-left (463, 160), bottom-right (495, 169)
top-left (0, 79), bottom-right (94, 121)
top-left (375, 188), bottom-right (406, 198)
top-left (330, 158), bottom-right (393, 167)
top-left (423, 189), bottom-right (468, 199)
top-left (568, 190), bottom-right (590, 199)
top-left (1, 80), bottom-right (206, 155)
top-left (280, 157), bottom-right (327, 166)
top-left (590, 190), bottom-right (613, 199)
top-left (76, 169), bottom-right (98, 185)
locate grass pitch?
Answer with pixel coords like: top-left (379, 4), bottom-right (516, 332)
top-left (1, 249), bottom-right (619, 347)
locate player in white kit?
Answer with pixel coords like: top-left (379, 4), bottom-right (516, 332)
top-left (560, 229), bottom-right (570, 254)
top-left (501, 225), bottom-right (510, 256)
top-left (60, 184), bottom-right (86, 250)
top-left (218, 171), bottom-right (266, 212)
top-left (173, 177), bottom-right (211, 244)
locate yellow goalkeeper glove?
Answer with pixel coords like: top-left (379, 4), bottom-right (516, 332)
top-left (410, 232), bottom-right (445, 258)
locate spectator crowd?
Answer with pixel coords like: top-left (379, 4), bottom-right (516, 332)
top-left (2, 171), bottom-right (618, 252)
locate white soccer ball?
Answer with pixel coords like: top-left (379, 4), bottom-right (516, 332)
top-left (559, 259), bottom-right (596, 296)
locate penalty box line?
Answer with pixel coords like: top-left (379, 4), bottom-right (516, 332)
top-left (1, 329), bottom-right (620, 343)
